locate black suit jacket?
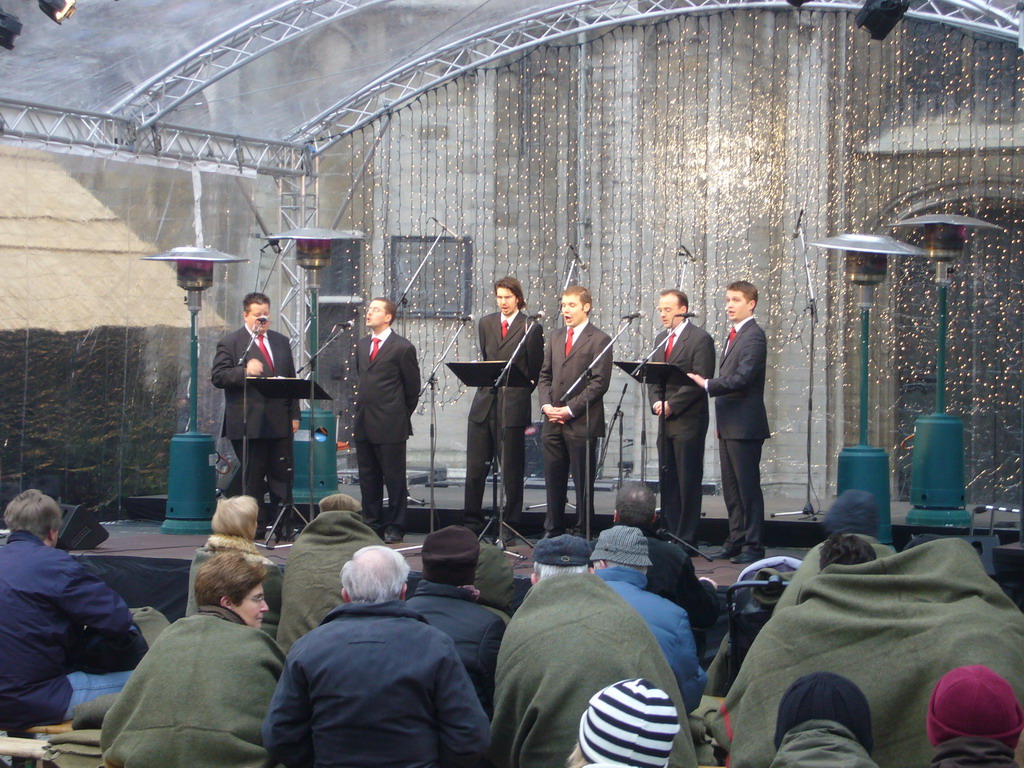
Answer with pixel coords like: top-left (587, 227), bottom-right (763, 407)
top-left (211, 327), bottom-right (299, 440)
top-left (647, 323), bottom-right (716, 439)
top-left (468, 312), bottom-right (544, 428)
top-left (707, 319), bottom-right (770, 440)
top-left (537, 322), bottom-right (613, 439)
top-left (353, 331), bottom-right (420, 444)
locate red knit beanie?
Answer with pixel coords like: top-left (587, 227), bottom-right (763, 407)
top-left (927, 665), bottom-right (1024, 749)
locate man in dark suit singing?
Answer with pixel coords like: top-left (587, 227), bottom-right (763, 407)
top-left (688, 280), bottom-right (770, 564)
top-left (464, 276), bottom-right (544, 533)
top-left (354, 297), bottom-right (420, 543)
top-left (649, 289), bottom-right (715, 545)
top-left (212, 291), bottom-right (299, 537)
top-left (537, 285), bottom-right (612, 537)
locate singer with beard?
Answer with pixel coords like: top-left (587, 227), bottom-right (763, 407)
top-left (463, 277), bottom-right (544, 534)
top-left (212, 292), bottom-right (299, 538)
top-left (649, 289), bottom-right (715, 546)
top-left (537, 285), bottom-right (612, 537)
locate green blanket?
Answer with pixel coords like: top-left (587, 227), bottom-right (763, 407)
top-left (275, 509), bottom-right (383, 652)
top-left (101, 615), bottom-right (284, 768)
top-left (710, 538), bottom-right (1024, 768)
top-left (488, 573), bottom-right (697, 768)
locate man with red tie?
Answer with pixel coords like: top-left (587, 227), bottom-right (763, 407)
top-left (353, 297), bottom-right (421, 543)
top-left (688, 280), bottom-right (770, 564)
top-left (537, 285), bottom-right (612, 537)
top-left (649, 289), bottom-right (715, 545)
top-left (212, 292), bottom-right (299, 537)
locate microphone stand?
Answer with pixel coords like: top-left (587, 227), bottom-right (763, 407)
top-left (657, 526), bottom-right (715, 562)
top-left (597, 381), bottom-right (629, 486)
top-left (395, 225), bottom-right (446, 324)
top-left (236, 325), bottom-right (263, 530)
top-left (633, 334), bottom-right (672, 484)
top-left (560, 316), bottom-right (637, 540)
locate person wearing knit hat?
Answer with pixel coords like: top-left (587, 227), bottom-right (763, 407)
top-left (824, 490), bottom-right (878, 538)
top-left (926, 665), bottom-right (1024, 768)
top-left (592, 526), bottom-right (706, 712)
top-left (770, 671), bottom-right (878, 768)
top-left (406, 526), bottom-right (506, 717)
top-left (567, 678), bottom-right (680, 768)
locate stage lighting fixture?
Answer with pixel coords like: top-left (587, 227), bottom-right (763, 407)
top-left (0, 6), bottom-right (23, 50)
top-left (856, 0), bottom-right (909, 40)
top-left (38, 0), bottom-right (75, 23)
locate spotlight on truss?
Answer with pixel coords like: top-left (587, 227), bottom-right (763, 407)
top-left (0, 5), bottom-right (22, 49)
top-left (856, 0), bottom-right (909, 40)
top-left (38, 0), bottom-right (75, 23)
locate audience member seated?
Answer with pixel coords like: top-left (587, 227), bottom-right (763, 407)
top-left (775, 490), bottom-right (894, 611)
top-left (926, 665), bottom-right (1024, 768)
top-left (770, 672), bottom-right (878, 768)
top-left (710, 538), bottom-right (1024, 768)
top-left (591, 525), bottom-right (706, 712)
top-left (405, 525), bottom-right (506, 718)
top-left (263, 545), bottom-right (490, 768)
top-left (101, 551), bottom-right (284, 768)
top-left (612, 481), bottom-right (720, 634)
top-left (819, 532), bottom-right (878, 570)
top-left (474, 538), bottom-right (516, 621)
top-left (275, 492), bottom-right (382, 652)
top-left (488, 535), bottom-right (697, 768)
top-left (185, 494), bottom-right (283, 639)
top-left (567, 678), bottom-right (681, 768)
top-left (0, 490), bottom-right (145, 729)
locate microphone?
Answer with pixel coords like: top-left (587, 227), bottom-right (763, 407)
top-left (674, 312), bottom-right (699, 319)
top-left (256, 316), bottom-right (269, 326)
top-left (458, 314), bottom-right (475, 323)
top-left (429, 216), bottom-right (460, 238)
top-left (528, 310), bottom-right (546, 322)
top-left (622, 311), bottom-right (644, 320)
top-left (568, 243), bottom-right (587, 270)
top-left (331, 320), bottom-right (355, 332)
top-left (678, 244), bottom-right (695, 261)
top-left (793, 209), bottom-right (804, 239)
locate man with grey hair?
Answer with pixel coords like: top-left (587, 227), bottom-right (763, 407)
top-left (263, 545), bottom-right (489, 768)
top-left (0, 489), bottom-right (144, 728)
top-left (591, 525), bottom-right (707, 712)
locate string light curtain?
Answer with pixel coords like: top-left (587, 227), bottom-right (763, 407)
top-left (321, 11), bottom-right (1024, 503)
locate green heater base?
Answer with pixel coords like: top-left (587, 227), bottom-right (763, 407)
top-left (907, 412), bottom-right (969, 527)
top-left (161, 431), bottom-right (217, 535)
top-left (292, 407), bottom-right (339, 504)
top-left (837, 444), bottom-right (892, 544)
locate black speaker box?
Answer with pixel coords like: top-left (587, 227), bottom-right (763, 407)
top-left (57, 504), bottom-right (109, 551)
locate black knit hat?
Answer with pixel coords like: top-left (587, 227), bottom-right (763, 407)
top-left (421, 525), bottom-right (479, 587)
top-left (824, 490), bottom-right (878, 538)
top-left (774, 672), bottom-right (874, 752)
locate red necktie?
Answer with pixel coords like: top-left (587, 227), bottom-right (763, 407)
top-left (664, 332), bottom-right (675, 361)
top-left (501, 320), bottom-right (508, 339)
top-left (564, 326), bottom-right (574, 357)
top-left (727, 326), bottom-right (737, 351)
top-left (257, 334), bottom-right (275, 375)
top-left (370, 337), bottom-right (380, 362)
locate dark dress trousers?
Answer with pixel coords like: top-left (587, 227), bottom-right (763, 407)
top-left (647, 322), bottom-right (716, 545)
top-left (212, 326), bottom-right (299, 514)
top-left (353, 330), bottom-right (420, 531)
top-left (706, 319), bottom-right (770, 554)
top-left (536, 322), bottom-right (613, 534)
top-left (463, 312), bottom-right (544, 530)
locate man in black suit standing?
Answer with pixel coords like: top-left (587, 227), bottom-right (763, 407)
top-left (464, 276), bottom-right (544, 533)
top-left (212, 291), bottom-right (299, 536)
top-left (649, 289), bottom-right (716, 545)
top-left (688, 280), bottom-right (770, 564)
top-left (537, 285), bottom-right (612, 537)
top-left (354, 297), bottom-right (420, 543)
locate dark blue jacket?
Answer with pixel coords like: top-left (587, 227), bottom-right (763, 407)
top-left (262, 600), bottom-right (490, 768)
top-left (0, 532), bottom-right (135, 728)
top-left (596, 566), bottom-right (707, 712)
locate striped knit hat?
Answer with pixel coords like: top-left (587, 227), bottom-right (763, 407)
top-left (578, 678), bottom-right (680, 768)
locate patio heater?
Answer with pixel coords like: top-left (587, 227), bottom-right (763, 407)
top-left (810, 234), bottom-right (926, 544)
top-left (144, 247), bottom-right (246, 534)
top-left (893, 214), bottom-right (1003, 527)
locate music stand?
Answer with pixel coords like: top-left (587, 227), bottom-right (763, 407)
top-left (248, 377), bottom-right (332, 549)
top-left (447, 361), bottom-right (533, 555)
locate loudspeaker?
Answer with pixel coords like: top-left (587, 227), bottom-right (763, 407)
top-left (57, 504), bottom-right (109, 551)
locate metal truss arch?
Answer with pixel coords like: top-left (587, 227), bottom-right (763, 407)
top-left (108, 0), bottom-right (387, 130)
top-left (295, 0), bottom-right (1019, 152)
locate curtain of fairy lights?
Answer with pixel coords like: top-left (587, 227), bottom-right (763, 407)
top-left (322, 12), bottom-right (1024, 504)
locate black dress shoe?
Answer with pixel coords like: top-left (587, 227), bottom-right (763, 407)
top-left (707, 547), bottom-right (741, 560)
top-left (384, 526), bottom-right (404, 544)
top-left (730, 550), bottom-right (765, 565)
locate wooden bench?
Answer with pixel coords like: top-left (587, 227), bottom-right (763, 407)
top-left (0, 734), bottom-right (47, 765)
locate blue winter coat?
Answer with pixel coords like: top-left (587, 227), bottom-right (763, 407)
top-left (0, 532), bottom-right (135, 728)
top-left (596, 566), bottom-right (707, 711)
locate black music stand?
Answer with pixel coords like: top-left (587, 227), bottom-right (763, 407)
top-left (248, 377), bottom-right (333, 548)
top-left (447, 361), bottom-right (534, 553)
